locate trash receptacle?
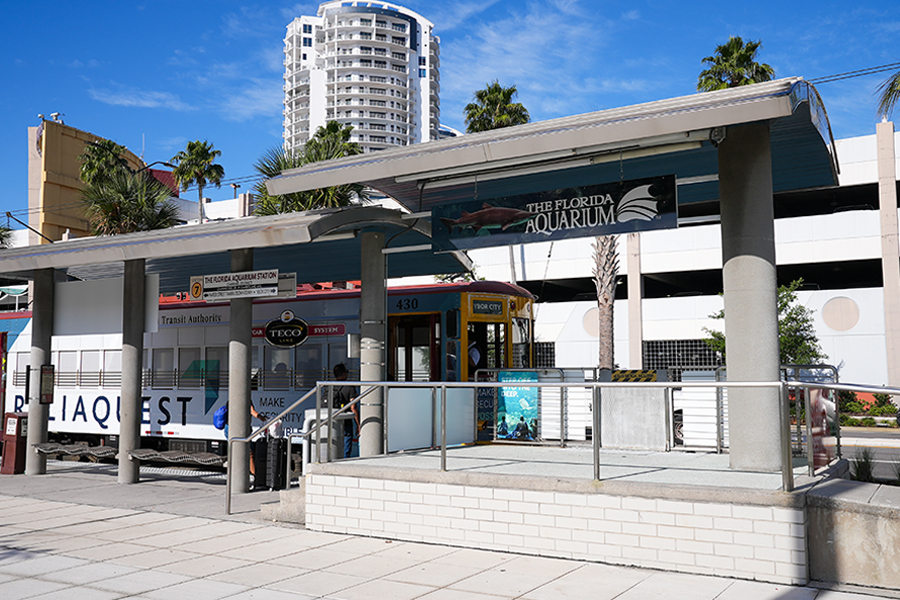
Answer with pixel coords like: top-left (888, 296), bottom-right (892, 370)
top-left (1, 412), bottom-right (28, 474)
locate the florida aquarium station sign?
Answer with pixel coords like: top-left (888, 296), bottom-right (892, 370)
top-left (432, 175), bottom-right (677, 251)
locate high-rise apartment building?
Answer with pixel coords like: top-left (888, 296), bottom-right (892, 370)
top-left (283, 1), bottom-right (440, 153)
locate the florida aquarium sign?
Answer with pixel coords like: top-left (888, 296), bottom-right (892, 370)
top-left (432, 175), bottom-right (677, 251)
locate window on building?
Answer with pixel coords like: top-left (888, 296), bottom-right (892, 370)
top-left (392, 36), bottom-right (406, 45)
top-left (302, 53), bottom-right (307, 60)
top-left (374, 60), bottom-right (387, 69)
top-left (302, 24), bottom-right (312, 34)
top-left (360, 18), bottom-right (372, 26)
top-left (419, 57), bottom-right (426, 66)
top-left (419, 68), bottom-right (426, 77)
top-left (302, 37), bottom-right (312, 47)
top-left (642, 339), bottom-right (723, 381)
top-left (533, 342), bottom-right (556, 368)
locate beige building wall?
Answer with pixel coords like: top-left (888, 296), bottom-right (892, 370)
top-left (27, 120), bottom-right (144, 243)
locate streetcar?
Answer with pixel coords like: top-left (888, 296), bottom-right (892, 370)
top-left (1, 280), bottom-right (533, 454)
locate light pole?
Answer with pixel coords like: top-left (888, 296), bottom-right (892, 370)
top-left (231, 183), bottom-right (241, 199)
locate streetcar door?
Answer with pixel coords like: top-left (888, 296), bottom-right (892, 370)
top-left (389, 314), bottom-right (440, 381)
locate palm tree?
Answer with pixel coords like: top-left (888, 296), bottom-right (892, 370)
top-left (81, 170), bottom-right (179, 235)
top-left (464, 81), bottom-right (530, 133)
top-left (78, 139), bottom-right (130, 187)
top-left (697, 36), bottom-right (775, 92)
top-left (0, 226), bottom-right (11, 248)
top-left (253, 122), bottom-right (368, 216)
top-left (877, 70), bottom-right (900, 119)
top-left (170, 140), bottom-right (225, 221)
top-left (592, 235), bottom-right (619, 370)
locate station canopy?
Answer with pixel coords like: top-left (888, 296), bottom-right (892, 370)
top-left (268, 78), bottom-right (838, 224)
top-left (0, 206), bottom-right (472, 294)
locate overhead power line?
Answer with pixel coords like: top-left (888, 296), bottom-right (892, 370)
top-left (808, 61), bottom-right (900, 85)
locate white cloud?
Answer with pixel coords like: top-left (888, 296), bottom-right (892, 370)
top-left (88, 87), bottom-right (195, 111)
top-left (219, 78), bottom-right (284, 122)
top-left (424, 1), bottom-right (503, 31)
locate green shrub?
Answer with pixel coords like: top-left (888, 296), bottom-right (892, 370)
top-left (851, 448), bottom-right (876, 482)
top-left (844, 401), bottom-right (865, 414)
top-left (870, 405), bottom-right (898, 416)
top-left (840, 414), bottom-right (861, 427)
top-left (839, 389), bottom-right (859, 412)
top-left (860, 417), bottom-right (877, 428)
top-left (873, 393), bottom-right (895, 408)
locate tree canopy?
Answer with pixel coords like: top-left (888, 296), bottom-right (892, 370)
top-left (464, 81), bottom-right (530, 133)
top-left (78, 139), bottom-right (130, 187)
top-left (253, 122), bottom-right (368, 216)
top-left (81, 169), bottom-right (179, 235)
top-left (170, 140), bottom-right (225, 207)
top-left (876, 69), bottom-right (900, 119)
top-left (697, 36), bottom-right (775, 92)
top-left (703, 279), bottom-right (827, 366)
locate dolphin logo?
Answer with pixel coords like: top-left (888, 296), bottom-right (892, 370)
top-left (440, 203), bottom-right (536, 235)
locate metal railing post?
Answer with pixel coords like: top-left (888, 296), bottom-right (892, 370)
top-left (440, 384), bottom-right (447, 471)
top-left (327, 384), bottom-right (334, 462)
top-left (316, 385), bottom-right (322, 464)
top-left (780, 383), bottom-right (794, 492)
top-left (226, 439), bottom-right (233, 514)
top-left (560, 379), bottom-right (566, 447)
top-left (592, 383), bottom-right (601, 481)
top-left (805, 385), bottom-right (814, 476)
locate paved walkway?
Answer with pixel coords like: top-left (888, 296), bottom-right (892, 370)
top-left (0, 461), bottom-right (895, 600)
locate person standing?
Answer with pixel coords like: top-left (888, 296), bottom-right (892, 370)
top-left (329, 363), bottom-right (359, 458)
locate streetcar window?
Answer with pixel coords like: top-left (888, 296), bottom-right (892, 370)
top-left (264, 347), bottom-right (291, 389)
top-left (512, 318), bottom-right (531, 368)
top-left (295, 344), bottom-right (323, 388)
top-left (58, 351), bottom-right (78, 388)
top-left (152, 348), bottom-right (175, 389)
top-left (205, 347), bottom-right (228, 377)
top-left (82, 350), bottom-right (101, 387)
top-left (103, 350), bottom-right (121, 373)
top-left (179, 347), bottom-right (202, 388)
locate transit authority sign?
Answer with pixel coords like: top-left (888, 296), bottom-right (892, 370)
top-left (191, 269), bottom-right (279, 301)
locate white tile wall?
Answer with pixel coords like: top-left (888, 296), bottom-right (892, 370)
top-left (306, 474), bottom-right (808, 585)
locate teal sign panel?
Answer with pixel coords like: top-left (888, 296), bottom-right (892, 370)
top-left (433, 175), bottom-right (677, 251)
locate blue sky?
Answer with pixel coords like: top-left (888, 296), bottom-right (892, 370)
top-left (2, 1), bottom-right (898, 222)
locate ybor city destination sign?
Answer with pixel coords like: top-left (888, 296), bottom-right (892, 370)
top-left (432, 175), bottom-right (677, 251)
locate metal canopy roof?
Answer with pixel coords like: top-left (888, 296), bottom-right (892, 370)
top-left (0, 206), bottom-right (472, 293)
top-left (268, 78), bottom-right (838, 216)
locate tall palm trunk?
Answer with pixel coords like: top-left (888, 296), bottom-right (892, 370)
top-left (592, 235), bottom-right (619, 371)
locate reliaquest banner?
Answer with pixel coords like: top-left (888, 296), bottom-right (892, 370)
top-left (432, 175), bottom-right (677, 251)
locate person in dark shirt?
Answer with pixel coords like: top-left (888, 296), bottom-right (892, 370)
top-left (329, 363), bottom-right (359, 458)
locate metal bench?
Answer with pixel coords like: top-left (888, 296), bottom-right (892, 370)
top-left (33, 442), bottom-right (117, 460)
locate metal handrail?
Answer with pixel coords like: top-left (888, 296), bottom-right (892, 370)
top-left (225, 384), bottom-right (374, 514)
top-left (226, 378), bottom-right (900, 514)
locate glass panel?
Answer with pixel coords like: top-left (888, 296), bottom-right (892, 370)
top-left (81, 350), bottom-right (101, 387)
top-left (103, 350), bottom-right (121, 372)
top-left (81, 350), bottom-right (101, 372)
top-left (205, 347), bottom-right (228, 376)
top-left (57, 351), bottom-right (78, 388)
top-left (179, 347), bottom-right (202, 388)
top-left (295, 344), bottom-right (324, 389)
top-left (152, 348), bottom-right (175, 388)
top-left (264, 347), bottom-right (292, 389)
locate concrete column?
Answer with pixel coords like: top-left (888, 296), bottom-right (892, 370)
top-left (718, 122), bottom-right (782, 471)
top-left (25, 268), bottom-right (53, 475)
top-left (626, 233), bottom-right (643, 369)
top-left (877, 121), bottom-right (900, 387)
top-left (359, 231), bottom-right (385, 457)
top-left (229, 249), bottom-right (253, 493)
top-left (118, 259), bottom-right (145, 484)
